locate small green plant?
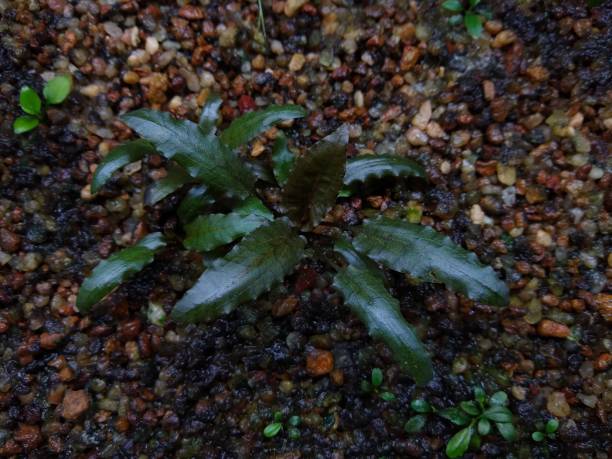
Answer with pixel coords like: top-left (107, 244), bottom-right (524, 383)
top-left (362, 368), bottom-right (396, 401)
top-left (13, 75), bottom-right (72, 134)
top-left (256, 0), bottom-right (267, 43)
top-left (263, 412), bottom-right (301, 439)
top-left (441, 388), bottom-right (517, 458)
top-left (531, 418), bottom-right (559, 442)
top-left (441, 0), bottom-right (489, 38)
top-left (80, 94), bottom-right (508, 385)
top-left (404, 398), bottom-right (432, 433)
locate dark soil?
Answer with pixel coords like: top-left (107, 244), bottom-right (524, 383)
top-left (0, 1), bottom-right (610, 458)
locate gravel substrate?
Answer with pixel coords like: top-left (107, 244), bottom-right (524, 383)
top-left (0, 0), bottom-right (610, 457)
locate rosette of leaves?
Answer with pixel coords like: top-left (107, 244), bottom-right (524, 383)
top-left (441, 0), bottom-right (491, 38)
top-left (441, 388), bottom-right (517, 458)
top-left (14, 75), bottom-right (72, 134)
top-left (79, 96), bottom-right (508, 385)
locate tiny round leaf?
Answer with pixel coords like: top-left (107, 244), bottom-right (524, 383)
top-left (404, 415), bottom-right (426, 433)
top-left (263, 422), bottom-right (282, 438)
top-left (371, 368), bottom-right (383, 387)
top-left (19, 86), bottom-right (42, 115)
top-left (13, 115), bottom-right (39, 134)
top-left (545, 418), bottom-right (559, 434)
top-left (43, 75), bottom-right (72, 104)
top-left (411, 399), bottom-right (431, 413)
top-left (532, 431), bottom-right (545, 442)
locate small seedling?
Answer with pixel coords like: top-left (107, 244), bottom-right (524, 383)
top-left (256, 0), bottom-right (267, 43)
top-left (404, 398), bottom-right (432, 433)
top-left (263, 412), bottom-right (301, 439)
top-left (440, 388), bottom-right (517, 458)
top-left (531, 418), bottom-right (559, 442)
top-left (362, 368), bottom-right (396, 401)
top-left (441, 0), bottom-right (490, 38)
top-left (13, 75), bottom-right (72, 134)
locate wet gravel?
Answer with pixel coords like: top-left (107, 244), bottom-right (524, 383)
top-left (0, 0), bottom-right (610, 457)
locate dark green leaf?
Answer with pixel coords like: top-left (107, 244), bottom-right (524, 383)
top-left (482, 406), bottom-right (513, 423)
top-left (91, 140), bottom-right (156, 193)
top-left (43, 75), bottom-right (72, 104)
top-left (220, 104), bottom-right (306, 149)
top-left (271, 133), bottom-right (295, 187)
top-left (199, 93), bottom-right (222, 134)
top-left (183, 198), bottom-right (273, 252)
top-left (122, 109), bottom-right (255, 198)
top-left (442, 0), bottom-right (464, 12)
top-left (496, 422), bottom-right (518, 442)
top-left (469, 433), bottom-right (481, 449)
top-left (439, 407), bottom-right (472, 426)
top-left (489, 391), bottom-right (508, 406)
top-left (531, 431), bottom-right (545, 442)
top-left (380, 392), bottom-right (395, 402)
top-left (76, 233), bottom-right (166, 313)
top-left (460, 401), bottom-right (480, 416)
top-left (474, 387), bottom-right (486, 404)
top-left (13, 115), bottom-right (39, 134)
top-left (334, 237), bottom-right (382, 276)
top-left (282, 126), bottom-right (348, 229)
top-left (273, 411), bottom-right (283, 422)
top-left (333, 263), bottom-right (433, 385)
top-left (353, 217), bottom-right (509, 306)
top-left (263, 422), bottom-right (282, 438)
top-left (19, 86), bottom-right (42, 115)
top-left (449, 14), bottom-right (464, 25)
top-left (371, 368), bottom-right (383, 387)
top-left (446, 425), bottom-right (473, 458)
top-left (469, 0), bottom-right (481, 8)
top-left (172, 220), bottom-right (304, 323)
top-left (177, 185), bottom-right (214, 223)
top-left (344, 155), bottom-right (425, 186)
top-left (404, 415), bottom-right (427, 433)
top-left (464, 12), bottom-right (483, 38)
top-left (545, 419), bottom-right (559, 434)
top-left (145, 163), bottom-right (192, 205)
top-left (411, 399), bottom-right (432, 413)
top-left (477, 417), bottom-right (491, 436)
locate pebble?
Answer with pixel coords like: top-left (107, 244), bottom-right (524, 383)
top-left (80, 84), bottom-right (102, 98)
top-left (406, 127), bottom-right (428, 146)
top-left (0, 228), bottom-right (21, 253)
top-left (412, 100), bottom-right (432, 130)
top-left (13, 424), bottom-right (42, 450)
top-left (547, 391), bottom-right (571, 417)
top-left (145, 36), bottom-right (159, 55)
top-left (470, 204), bottom-right (485, 225)
top-left (497, 164), bottom-right (516, 185)
top-left (61, 390), bottom-right (90, 420)
top-left (306, 349), bottom-right (334, 376)
top-left (537, 319), bottom-right (570, 338)
top-left (285, 0), bottom-right (307, 17)
top-left (535, 230), bottom-right (553, 247)
top-left (492, 30), bottom-right (517, 48)
top-left (450, 130), bottom-right (470, 148)
top-left (289, 53), bottom-right (306, 72)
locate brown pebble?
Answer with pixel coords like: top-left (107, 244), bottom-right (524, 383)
top-left (492, 30), bottom-right (517, 48)
top-left (0, 228), bottom-right (21, 253)
top-left (525, 65), bottom-right (549, 82)
top-left (593, 293), bottom-right (611, 322)
top-left (118, 319), bottom-right (141, 340)
top-left (14, 424), bottom-right (42, 450)
top-left (40, 332), bottom-right (63, 350)
top-left (537, 319), bottom-right (570, 338)
top-left (272, 296), bottom-right (298, 317)
top-left (306, 349), bottom-right (334, 376)
top-left (594, 353), bottom-right (611, 372)
top-left (178, 5), bottom-right (204, 19)
top-left (330, 369), bottom-right (344, 385)
top-left (61, 390), bottom-right (90, 420)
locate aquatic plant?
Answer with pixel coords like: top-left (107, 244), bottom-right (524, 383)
top-left (531, 418), bottom-right (559, 442)
top-left (79, 97), bottom-right (508, 385)
top-left (362, 368), bottom-right (396, 401)
top-left (441, 0), bottom-right (489, 38)
top-left (13, 75), bottom-right (72, 134)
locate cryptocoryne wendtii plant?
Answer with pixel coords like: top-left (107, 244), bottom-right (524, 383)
top-left (78, 95), bottom-right (508, 384)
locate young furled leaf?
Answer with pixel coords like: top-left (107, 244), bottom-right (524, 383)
top-left (199, 93), bottom-right (223, 134)
top-left (172, 220), bottom-right (305, 323)
top-left (122, 109), bottom-right (255, 198)
top-left (76, 233), bottom-right (166, 313)
top-left (282, 126), bottom-right (348, 229)
top-left (43, 75), bottom-right (72, 104)
top-left (144, 163), bottom-right (193, 205)
top-left (353, 217), bottom-right (509, 306)
top-left (344, 155), bottom-right (425, 186)
top-left (271, 133), bottom-right (295, 187)
top-left (220, 104), bottom-right (306, 149)
top-left (183, 198), bottom-right (274, 252)
top-left (91, 140), bottom-right (156, 193)
top-left (333, 263), bottom-right (433, 385)
top-left (13, 115), bottom-right (39, 134)
top-left (19, 86), bottom-right (42, 116)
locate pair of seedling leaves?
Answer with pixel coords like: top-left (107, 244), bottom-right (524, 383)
top-left (14, 75), bottom-right (72, 134)
top-left (78, 96), bottom-right (508, 385)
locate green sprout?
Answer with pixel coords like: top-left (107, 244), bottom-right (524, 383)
top-left (13, 75), bottom-right (72, 134)
top-left (362, 368), bottom-right (396, 401)
top-left (531, 418), bottom-right (559, 442)
top-left (441, 0), bottom-right (490, 38)
top-left (263, 412), bottom-right (301, 439)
